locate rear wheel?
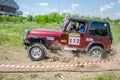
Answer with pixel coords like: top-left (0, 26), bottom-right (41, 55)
top-left (88, 46), bottom-right (105, 60)
top-left (28, 43), bottom-right (45, 61)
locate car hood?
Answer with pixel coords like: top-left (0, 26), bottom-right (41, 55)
top-left (29, 29), bottom-right (61, 38)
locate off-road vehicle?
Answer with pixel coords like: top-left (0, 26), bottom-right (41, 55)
top-left (23, 18), bottom-right (112, 61)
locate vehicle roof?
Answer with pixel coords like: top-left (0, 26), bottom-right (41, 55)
top-left (68, 18), bottom-right (107, 23)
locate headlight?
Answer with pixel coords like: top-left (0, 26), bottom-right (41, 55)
top-left (25, 29), bottom-right (30, 33)
top-left (24, 29), bottom-right (30, 37)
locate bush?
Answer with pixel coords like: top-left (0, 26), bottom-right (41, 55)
top-left (27, 15), bottom-right (33, 22)
top-left (17, 16), bottom-right (23, 22)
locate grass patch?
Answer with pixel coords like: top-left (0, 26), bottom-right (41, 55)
top-left (30, 74), bottom-right (38, 79)
top-left (6, 74), bottom-right (24, 80)
top-left (0, 22), bottom-right (59, 47)
top-left (0, 56), bottom-right (11, 61)
top-left (54, 73), bottom-right (66, 80)
top-left (0, 74), bottom-right (4, 80)
top-left (111, 23), bottom-right (120, 44)
top-left (81, 73), bottom-right (120, 80)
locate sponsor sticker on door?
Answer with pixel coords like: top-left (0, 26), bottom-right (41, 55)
top-left (69, 33), bottom-right (80, 37)
top-left (86, 38), bottom-right (94, 41)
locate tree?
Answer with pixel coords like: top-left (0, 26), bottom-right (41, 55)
top-left (103, 17), bottom-right (111, 22)
top-left (27, 15), bottom-right (33, 22)
top-left (17, 16), bottom-right (23, 22)
top-left (0, 15), bottom-right (3, 22)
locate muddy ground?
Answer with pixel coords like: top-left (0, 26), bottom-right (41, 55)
top-left (0, 44), bottom-right (120, 80)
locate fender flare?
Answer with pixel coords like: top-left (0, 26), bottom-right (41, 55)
top-left (29, 37), bottom-right (50, 49)
top-left (85, 42), bottom-right (105, 52)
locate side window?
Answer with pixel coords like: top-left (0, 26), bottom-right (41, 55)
top-left (66, 21), bottom-right (78, 31)
top-left (66, 21), bottom-right (86, 32)
top-left (89, 22), bottom-right (108, 36)
top-left (66, 21), bottom-right (73, 31)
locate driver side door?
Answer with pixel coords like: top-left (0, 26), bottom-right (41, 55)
top-left (61, 20), bottom-right (86, 48)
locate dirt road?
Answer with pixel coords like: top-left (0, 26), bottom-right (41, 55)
top-left (0, 44), bottom-right (120, 80)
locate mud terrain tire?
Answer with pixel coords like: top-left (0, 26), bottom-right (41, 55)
top-left (88, 46), bottom-right (105, 60)
top-left (28, 43), bottom-right (45, 61)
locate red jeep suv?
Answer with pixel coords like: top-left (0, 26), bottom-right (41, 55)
top-left (23, 18), bottom-right (112, 61)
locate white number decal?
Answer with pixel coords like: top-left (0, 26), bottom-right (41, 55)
top-left (68, 37), bottom-right (80, 45)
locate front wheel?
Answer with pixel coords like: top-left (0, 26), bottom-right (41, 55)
top-left (28, 43), bottom-right (45, 61)
top-left (88, 46), bottom-right (105, 60)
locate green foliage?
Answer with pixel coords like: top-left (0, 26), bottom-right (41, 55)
top-left (33, 12), bottom-right (64, 24)
top-left (0, 56), bottom-right (11, 61)
top-left (54, 73), bottom-right (66, 80)
top-left (0, 74), bottom-right (4, 80)
top-left (17, 16), bottom-right (23, 22)
top-left (0, 12), bottom-right (120, 23)
top-left (33, 15), bottom-right (48, 24)
top-left (6, 74), bottom-right (24, 80)
top-left (27, 15), bottom-right (33, 22)
top-left (111, 23), bottom-right (120, 44)
top-left (0, 16), bottom-right (2, 22)
top-left (30, 74), bottom-right (38, 79)
top-left (81, 73), bottom-right (120, 80)
top-left (0, 15), bottom-right (21, 23)
top-left (103, 17), bottom-right (111, 22)
top-left (0, 22), bottom-right (59, 47)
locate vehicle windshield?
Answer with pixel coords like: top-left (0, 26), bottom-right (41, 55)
top-left (60, 18), bottom-right (69, 30)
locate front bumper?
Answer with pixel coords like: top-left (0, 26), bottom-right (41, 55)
top-left (23, 36), bottom-right (30, 46)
